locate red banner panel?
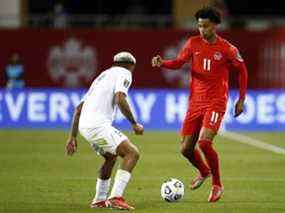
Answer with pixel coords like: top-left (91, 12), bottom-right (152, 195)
top-left (1, 28), bottom-right (285, 88)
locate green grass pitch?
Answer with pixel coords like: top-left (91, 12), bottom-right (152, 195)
top-left (1, 130), bottom-right (285, 213)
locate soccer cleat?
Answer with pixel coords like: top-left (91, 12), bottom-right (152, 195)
top-left (90, 200), bottom-right (107, 208)
top-left (208, 185), bottom-right (224, 202)
top-left (190, 174), bottom-right (210, 190)
top-left (106, 197), bottom-right (135, 210)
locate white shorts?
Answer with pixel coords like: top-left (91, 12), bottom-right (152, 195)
top-left (79, 125), bottom-right (128, 155)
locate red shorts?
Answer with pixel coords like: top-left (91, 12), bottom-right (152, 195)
top-left (181, 107), bottom-right (225, 136)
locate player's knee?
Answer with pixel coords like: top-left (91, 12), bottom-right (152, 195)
top-left (101, 158), bottom-right (116, 174)
top-left (180, 144), bottom-right (193, 157)
top-left (131, 148), bottom-right (140, 161)
top-left (180, 145), bottom-right (188, 157)
top-left (199, 140), bottom-right (212, 150)
top-left (107, 156), bottom-right (117, 166)
top-left (124, 144), bottom-right (140, 161)
top-left (104, 153), bottom-right (117, 164)
top-left (200, 128), bottom-right (216, 141)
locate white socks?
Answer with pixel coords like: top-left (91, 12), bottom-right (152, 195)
top-left (93, 178), bottom-right (111, 202)
top-left (93, 169), bottom-right (131, 203)
top-left (109, 169), bottom-right (131, 198)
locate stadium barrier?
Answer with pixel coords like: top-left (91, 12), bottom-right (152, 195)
top-left (1, 89), bottom-right (284, 131)
top-left (1, 28), bottom-right (285, 88)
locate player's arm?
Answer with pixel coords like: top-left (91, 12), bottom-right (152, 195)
top-left (152, 38), bottom-right (192, 69)
top-left (234, 62), bottom-right (248, 118)
top-left (66, 101), bottom-right (84, 155)
top-left (228, 46), bottom-right (248, 117)
top-left (115, 92), bottom-right (144, 135)
top-left (152, 55), bottom-right (185, 69)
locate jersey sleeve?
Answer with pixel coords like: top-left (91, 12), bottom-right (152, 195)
top-left (114, 71), bottom-right (132, 96)
top-left (227, 45), bottom-right (245, 67)
top-left (80, 92), bottom-right (88, 102)
top-left (162, 38), bottom-right (193, 69)
top-left (227, 45), bottom-right (248, 100)
top-left (80, 82), bottom-right (94, 102)
top-left (80, 76), bottom-right (99, 102)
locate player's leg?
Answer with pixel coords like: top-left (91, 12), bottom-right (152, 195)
top-left (180, 133), bottom-right (210, 178)
top-left (199, 127), bottom-right (221, 187)
top-left (109, 139), bottom-right (140, 196)
top-left (105, 127), bottom-right (139, 210)
top-left (198, 110), bottom-right (224, 202)
top-left (79, 126), bottom-right (136, 209)
top-left (107, 140), bottom-right (139, 210)
top-left (180, 115), bottom-right (210, 189)
top-left (79, 128), bottom-right (111, 208)
top-left (199, 127), bottom-right (223, 202)
top-left (91, 153), bottom-right (117, 208)
top-left (116, 140), bottom-right (140, 172)
top-left (181, 133), bottom-right (211, 190)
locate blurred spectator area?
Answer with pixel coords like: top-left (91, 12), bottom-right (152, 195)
top-left (27, 0), bottom-right (173, 28)
top-left (1, 0), bottom-right (285, 29)
top-left (174, 0), bottom-right (285, 29)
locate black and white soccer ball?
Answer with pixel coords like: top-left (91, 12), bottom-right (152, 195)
top-left (161, 178), bottom-right (184, 202)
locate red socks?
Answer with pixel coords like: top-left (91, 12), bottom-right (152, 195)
top-left (199, 140), bottom-right (222, 186)
top-left (193, 149), bottom-right (211, 177)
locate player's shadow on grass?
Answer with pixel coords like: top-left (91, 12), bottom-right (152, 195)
top-left (182, 200), bottom-right (285, 204)
top-left (221, 200), bottom-right (285, 204)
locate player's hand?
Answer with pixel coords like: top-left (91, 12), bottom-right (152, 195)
top-left (234, 98), bottom-right (245, 117)
top-left (66, 137), bottom-right (78, 156)
top-left (132, 123), bottom-right (144, 135)
top-left (152, 55), bottom-right (163, 67)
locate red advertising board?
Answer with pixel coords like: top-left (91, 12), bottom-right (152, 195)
top-left (1, 28), bottom-right (285, 88)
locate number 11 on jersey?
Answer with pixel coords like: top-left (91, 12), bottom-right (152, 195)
top-left (203, 58), bottom-right (211, 71)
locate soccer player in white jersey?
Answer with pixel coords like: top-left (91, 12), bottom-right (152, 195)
top-left (65, 51), bottom-right (144, 210)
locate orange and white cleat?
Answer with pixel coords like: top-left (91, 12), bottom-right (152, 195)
top-left (106, 197), bottom-right (135, 210)
top-left (190, 174), bottom-right (210, 190)
top-left (90, 200), bottom-right (107, 208)
top-left (208, 185), bottom-right (224, 202)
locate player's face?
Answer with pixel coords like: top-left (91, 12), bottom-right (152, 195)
top-left (197, 18), bottom-right (216, 40)
top-left (129, 64), bottom-right (136, 72)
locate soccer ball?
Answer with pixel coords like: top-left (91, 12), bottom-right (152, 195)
top-left (160, 178), bottom-right (184, 202)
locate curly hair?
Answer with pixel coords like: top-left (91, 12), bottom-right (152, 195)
top-left (194, 7), bottom-right (222, 24)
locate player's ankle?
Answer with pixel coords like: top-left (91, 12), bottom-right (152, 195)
top-left (201, 171), bottom-right (211, 177)
top-left (213, 183), bottom-right (223, 188)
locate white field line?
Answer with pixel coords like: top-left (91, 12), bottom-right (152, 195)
top-left (221, 131), bottom-right (285, 155)
top-left (15, 176), bottom-right (285, 182)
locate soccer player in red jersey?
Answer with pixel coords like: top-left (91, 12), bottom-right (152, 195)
top-left (152, 7), bottom-right (248, 202)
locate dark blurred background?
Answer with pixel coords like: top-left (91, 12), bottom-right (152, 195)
top-left (25, 0), bottom-right (285, 28)
top-left (1, 0), bottom-right (285, 89)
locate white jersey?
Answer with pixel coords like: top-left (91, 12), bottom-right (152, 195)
top-left (79, 66), bottom-right (132, 128)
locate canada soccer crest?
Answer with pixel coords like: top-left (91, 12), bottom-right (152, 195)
top-left (48, 38), bottom-right (97, 87)
top-left (214, 51), bottom-right (222, 60)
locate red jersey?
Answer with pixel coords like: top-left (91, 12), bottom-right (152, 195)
top-left (162, 35), bottom-right (248, 112)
